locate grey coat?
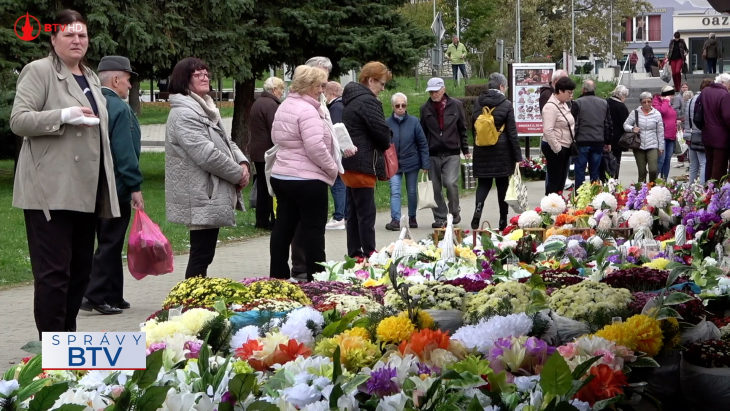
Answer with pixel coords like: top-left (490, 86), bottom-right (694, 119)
top-left (623, 108), bottom-right (664, 151)
top-left (165, 94), bottom-right (248, 228)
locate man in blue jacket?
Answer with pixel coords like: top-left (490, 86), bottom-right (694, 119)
top-left (385, 93), bottom-right (429, 230)
top-left (81, 56), bottom-right (143, 315)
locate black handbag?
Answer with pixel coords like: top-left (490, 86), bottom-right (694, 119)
top-left (600, 151), bottom-right (618, 181)
top-left (688, 98), bottom-right (705, 152)
top-left (619, 110), bottom-right (642, 150)
top-left (549, 102), bottom-right (579, 157)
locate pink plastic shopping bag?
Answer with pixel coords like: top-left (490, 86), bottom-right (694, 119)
top-left (128, 210), bottom-right (174, 279)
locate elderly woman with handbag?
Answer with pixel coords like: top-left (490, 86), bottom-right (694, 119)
top-left (11, 9), bottom-right (120, 337)
top-left (165, 57), bottom-right (250, 279)
top-left (623, 92), bottom-right (664, 183)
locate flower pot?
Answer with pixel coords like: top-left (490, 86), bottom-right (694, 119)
top-left (424, 309), bottom-right (463, 335)
top-left (645, 350), bottom-right (689, 411)
top-left (680, 358), bottom-right (730, 411)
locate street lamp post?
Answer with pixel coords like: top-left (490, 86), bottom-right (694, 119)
top-left (516, 0), bottom-right (522, 63)
top-left (571, 0), bottom-right (575, 74)
top-left (610, 0), bottom-right (613, 65)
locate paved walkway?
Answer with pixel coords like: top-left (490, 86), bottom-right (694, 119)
top-left (0, 158), bottom-right (685, 367)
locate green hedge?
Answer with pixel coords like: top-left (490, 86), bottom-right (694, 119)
top-left (464, 83), bottom-right (489, 97)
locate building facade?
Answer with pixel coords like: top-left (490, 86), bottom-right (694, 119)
top-left (622, 0), bottom-right (729, 73)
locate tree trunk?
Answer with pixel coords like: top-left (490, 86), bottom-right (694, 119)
top-left (231, 78), bottom-right (256, 158)
top-left (130, 76), bottom-right (141, 115)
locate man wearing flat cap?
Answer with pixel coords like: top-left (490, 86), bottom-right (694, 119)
top-left (81, 56), bottom-right (143, 315)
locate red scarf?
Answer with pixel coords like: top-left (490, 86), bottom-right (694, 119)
top-left (432, 97), bottom-right (447, 130)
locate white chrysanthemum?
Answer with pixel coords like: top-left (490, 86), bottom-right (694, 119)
top-left (596, 212), bottom-right (614, 230)
top-left (588, 236), bottom-right (604, 249)
top-left (518, 210), bottom-right (542, 228)
top-left (628, 210), bottom-right (653, 229)
top-left (452, 313), bottom-right (533, 354)
top-left (230, 325), bottom-right (260, 349)
top-left (646, 186), bottom-right (672, 208)
top-left (722, 210), bottom-right (730, 222)
top-left (280, 307), bottom-right (325, 346)
top-left (592, 193), bottom-right (618, 211)
top-left (540, 193), bottom-right (567, 215)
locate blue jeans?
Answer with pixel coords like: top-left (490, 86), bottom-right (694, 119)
top-left (657, 139), bottom-right (676, 179)
top-left (331, 175), bottom-right (348, 221)
top-left (452, 64), bottom-right (467, 82)
top-left (574, 146), bottom-right (603, 191)
top-left (390, 171), bottom-right (419, 220)
top-left (689, 148), bottom-right (706, 184)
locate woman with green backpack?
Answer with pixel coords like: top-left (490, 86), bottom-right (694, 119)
top-left (470, 73), bottom-right (523, 231)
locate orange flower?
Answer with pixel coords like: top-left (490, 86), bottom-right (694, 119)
top-left (266, 339), bottom-right (312, 368)
top-left (399, 329), bottom-right (450, 359)
top-left (555, 214), bottom-right (577, 227)
top-left (235, 339), bottom-right (263, 360)
top-left (576, 364), bottom-right (628, 406)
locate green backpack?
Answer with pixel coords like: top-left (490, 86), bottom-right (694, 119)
top-left (474, 106), bottom-right (504, 147)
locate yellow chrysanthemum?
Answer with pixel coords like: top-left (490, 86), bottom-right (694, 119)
top-left (363, 277), bottom-right (388, 287)
top-left (314, 334), bottom-right (379, 371)
top-left (595, 323), bottom-right (638, 350)
top-left (376, 316), bottom-right (415, 343)
top-left (398, 310), bottom-right (435, 330)
top-left (660, 318), bottom-right (681, 352)
top-left (343, 327), bottom-right (371, 341)
top-left (626, 314), bottom-right (663, 356)
top-left (643, 258), bottom-right (670, 270)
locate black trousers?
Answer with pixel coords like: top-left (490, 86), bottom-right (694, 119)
top-left (24, 209), bottom-right (97, 339)
top-left (269, 177), bottom-right (328, 280)
top-left (253, 162), bottom-right (275, 229)
top-left (291, 227), bottom-right (307, 275)
top-left (612, 146), bottom-right (624, 179)
top-left (346, 187), bottom-right (377, 258)
top-left (543, 144), bottom-right (572, 195)
top-left (85, 202), bottom-right (132, 306)
top-left (185, 228), bottom-right (220, 278)
top-left (475, 177), bottom-right (509, 217)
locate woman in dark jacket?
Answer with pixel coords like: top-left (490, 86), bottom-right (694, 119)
top-left (606, 85), bottom-right (630, 178)
top-left (341, 61), bottom-right (392, 258)
top-left (384, 92), bottom-right (430, 231)
top-left (248, 77), bottom-right (284, 230)
top-left (470, 73), bottom-right (522, 231)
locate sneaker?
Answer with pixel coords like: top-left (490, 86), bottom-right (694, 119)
top-left (432, 221), bottom-right (446, 229)
top-left (325, 218), bottom-right (345, 230)
top-left (385, 219), bottom-right (400, 231)
top-left (409, 217), bottom-right (418, 228)
top-left (675, 163), bottom-right (684, 168)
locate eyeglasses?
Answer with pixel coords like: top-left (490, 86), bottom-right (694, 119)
top-left (192, 72), bottom-right (210, 80)
top-left (641, 100), bottom-right (652, 103)
top-left (394, 104), bottom-right (407, 109)
top-left (373, 78), bottom-right (386, 87)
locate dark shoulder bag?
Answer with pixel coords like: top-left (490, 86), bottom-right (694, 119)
top-left (619, 110), bottom-right (642, 150)
top-left (549, 102), bottom-right (579, 157)
top-left (688, 98), bottom-right (705, 152)
top-left (694, 96), bottom-right (706, 130)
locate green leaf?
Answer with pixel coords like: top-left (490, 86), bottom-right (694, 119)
top-left (114, 386), bottom-right (132, 411)
top-left (16, 379), bottom-right (50, 404)
top-left (131, 348), bottom-right (164, 389)
top-left (539, 352), bottom-right (573, 396)
top-left (571, 355), bottom-right (603, 379)
top-left (466, 396), bottom-right (483, 411)
top-left (321, 310), bottom-right (362, 338)
top-left (343, 255), bottom-right (357, 270)
top-left (247, 401), bottom-right (279, 411)
top-left (593, 396), bottom-right (622, 410)
top-left (656, 306), bottom-right (683, 320)
top-left (487, 371), bottom-right (514, 394)
top-left (445, 372), bottom-right (485, 389)
top-left (553, 402), bottom-right (580, 411)
top-left (136, 386), bottom-right (171, 411)
top-left (439, 370), bottom-right (463, 380)
top-left (565, 375), bottom-right (595, 399)
top-left (18, 355), bottom-right (43, 387)
top-left (342, 374), bottom-right (370, 394)
top-left (329, 384), bottom-right (344, 409)
top-left (663, 292), bottom-right (695, 306)
top-left (332, 346), bottom-right (342, 384)
top-left (197, 334), bottom-right (211, 375)
top-left (228, 373), bottom-right (256, 402)
top-left (2, 365), bottom-right (18, 383)
top-left (20, 341), bottom-right (43, 355)
top-left (211, 357), bottom-right (231, 393)
top-left (53, 405), bottom-right (86, 411)
top-left (630, 356), bottom-right (660, 367)
top-left (102, 372), bottom-right (121, 385)
top-left (666, 265), bottom-right (692, 287)
top-left (28, 382), bottom-right (69, 411)
top-left (218, 402), bottom-right (234, 411)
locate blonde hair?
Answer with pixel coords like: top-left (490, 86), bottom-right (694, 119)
top-left (683, 90), bottom-right (694, 101)
top-left (290, 65), bottom-right (327, 95)
top-left (263, 76), bottom-right (285, 93)
top-left (358, 61), bottom-right (392, 85)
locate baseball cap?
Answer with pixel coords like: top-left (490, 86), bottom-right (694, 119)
top-left (426, 78), bottom-right (445, 92)
top-left (98, 56), bottom-right (137, 76)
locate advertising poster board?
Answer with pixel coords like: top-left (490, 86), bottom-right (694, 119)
top-left (508, 63), bottom-right (556, 136)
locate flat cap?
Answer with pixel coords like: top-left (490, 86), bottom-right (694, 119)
top-left (98, 56), bottom-right (137, 76)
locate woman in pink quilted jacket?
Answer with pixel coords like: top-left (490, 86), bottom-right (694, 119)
top-left (653, 85), bottom-right (680, 180)
top-left (269, 65), bottom-right (339, 281)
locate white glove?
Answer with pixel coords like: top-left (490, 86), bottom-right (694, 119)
top-left (61, 107), bottom-right (100, 126)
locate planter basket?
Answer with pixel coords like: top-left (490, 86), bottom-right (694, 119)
top-left (680, 358), bottom-right (730, 411)
top-left (472, 221), bottom-right (493, 246)
top-left (522, 228), bottom-right (547, 241)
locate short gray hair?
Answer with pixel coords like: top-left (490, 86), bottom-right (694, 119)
top-left (716, 73), bottom-right (730, 85)
top-left (552, 70), bottom-right (568, 83)
top-left (611, 85), bottom-right (629, 98)
top-left (487, 72), bottom-right (507, 90)
top-left (710, 32), bottom-right (716, 39)
top-left (98, 70), bottom-right (123, 86)
top-left (639, 91), bottom-right (653, 100)
top-left (305, 56), bottom-right (332, 73)
top-left (391, 92), bottom-right (407, 106)
top-left (263, 76), bottom-right (285, 93)
top-left (683, 90), bottom-right (694, 101)
top-left (582, 80), bottom-right (595, 93)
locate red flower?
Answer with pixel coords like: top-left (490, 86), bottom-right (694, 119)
top-left (535, 207), bottom-right (543, 213)
top-left (503, 225), bottom-right (516, 236)
top-left (267, 339), bottom-right (312, 368)
top-left (510, 215), bottom-right (520, 225)
top-left (576, 364), bottom-right (628, 406)
top-left (398, 329), bottom-right (450, 359)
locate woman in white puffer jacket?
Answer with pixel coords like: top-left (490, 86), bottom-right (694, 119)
top-left (623, 92), bottom-right (664, 183)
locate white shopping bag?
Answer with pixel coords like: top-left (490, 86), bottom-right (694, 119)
top-left (417, 172), bottom-right (437, 210)
top-left (505, 164), bottom-right (529, 213)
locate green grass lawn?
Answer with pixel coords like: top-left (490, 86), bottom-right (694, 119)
top-left (0, 152), bottom-right (425, 289)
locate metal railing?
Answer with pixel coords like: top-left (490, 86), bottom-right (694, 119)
top-left (616, 57), bottom-right (631, 87)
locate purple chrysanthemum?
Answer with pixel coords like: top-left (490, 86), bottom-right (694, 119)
top-left (366, 366), bottom-right (400, 397)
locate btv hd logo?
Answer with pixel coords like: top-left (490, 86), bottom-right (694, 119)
top-left (42, 332), bottom-right (146, 370)
top-left (14, 12), bottom-right (85, 42)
